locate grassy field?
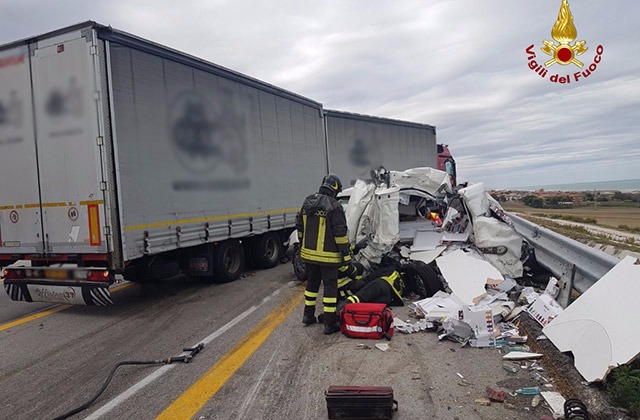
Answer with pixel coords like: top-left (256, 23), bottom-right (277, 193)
top-left (502, 202), bottom-right (640, 229)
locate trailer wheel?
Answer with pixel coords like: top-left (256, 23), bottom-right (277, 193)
top-left (403, 261), bottom-right (444, 298)
top-left (292, 243), bottom-right (308, 281)
top-left (252, 232), bottom-right (282, 269)
top-left (213, 240), bottom-right (245, 283)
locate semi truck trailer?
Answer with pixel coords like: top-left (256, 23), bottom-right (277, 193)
top-left (324, 110), bottom-right (438, 187)
top-left (0, 22), bottom-right (328, 305)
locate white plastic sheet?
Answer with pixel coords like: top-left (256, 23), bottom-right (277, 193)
top-left (543, 256), bottom-right (640, 382)
top-left (436, 249), bottom-right (504, 305)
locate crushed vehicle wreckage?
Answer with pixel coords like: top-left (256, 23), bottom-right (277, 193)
top-left (292, 166), bottom-right (530, 318)
top-left (292, 167), bottom-right (640, 392)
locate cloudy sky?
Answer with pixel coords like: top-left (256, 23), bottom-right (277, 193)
top-left (2, 0), bottom-right (639, 188)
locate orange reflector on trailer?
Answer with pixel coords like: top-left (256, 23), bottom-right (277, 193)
top-left (88, 204), bottom-right (101, 246)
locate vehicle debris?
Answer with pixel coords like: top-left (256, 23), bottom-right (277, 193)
top-left (543, 256), bottom-right (640, 382)
top-left (541, 391), bottom-right (566, 418)
top-left (503, 352), bottom-right (544, 361)
top-left (474, 398), bottom-right (492, 406)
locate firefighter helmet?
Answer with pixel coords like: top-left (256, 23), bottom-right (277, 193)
top-left (320, 173), bottom-right (343, 195)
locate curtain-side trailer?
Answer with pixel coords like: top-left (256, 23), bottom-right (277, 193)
top-left (324, 110), bottom-right (438, 187)
top-left (0, 22), bottom-right (327, 305)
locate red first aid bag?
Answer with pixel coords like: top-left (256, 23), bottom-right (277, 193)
top-left (340, 303), bottom-right (394, 340)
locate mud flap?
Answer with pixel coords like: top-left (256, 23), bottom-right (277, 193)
top-left (3, 281), bottom-right (113, 306)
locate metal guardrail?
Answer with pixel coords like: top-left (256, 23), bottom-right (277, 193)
top-left (509, 213), bottom-right (619, 307)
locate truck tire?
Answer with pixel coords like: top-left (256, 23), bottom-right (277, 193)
top-left (403, 261), bottom-right (444, 298)
top-left (292, 243), bottom-right (308, 281)
top-left (213, 240), bottom-right (245, 283)
top-left (251, 232), bottom-right (282, 269)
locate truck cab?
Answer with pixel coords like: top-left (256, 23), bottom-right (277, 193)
top-left (437, 144), bottom-right (456, 185)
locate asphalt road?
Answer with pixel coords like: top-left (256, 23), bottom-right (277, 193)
top-left (0, 264), bottom-right (556, 420)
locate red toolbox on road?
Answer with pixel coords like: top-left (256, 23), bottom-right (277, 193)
top-left (325, 386), bottom-right (398, 419)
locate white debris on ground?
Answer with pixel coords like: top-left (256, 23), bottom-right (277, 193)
top-left (298, 167), bottom-right (639, 407)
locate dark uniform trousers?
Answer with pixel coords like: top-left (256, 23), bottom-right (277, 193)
top-left (304, 265), bottom-right (338, 315)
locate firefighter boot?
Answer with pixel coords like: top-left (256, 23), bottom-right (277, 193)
top-left (302, 306), bottom-right (317, 326)
top-left (323, 312), bottom-right (341, 335)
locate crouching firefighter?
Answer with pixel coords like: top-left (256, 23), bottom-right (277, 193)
top-left (338, 261), bottom-right (366, 301)
top-left (337, 267), bottom-right (405, 312)
top-left (296, 174), bottom-right (351, 334)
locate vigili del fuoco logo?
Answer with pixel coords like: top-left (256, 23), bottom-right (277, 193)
top-left (525, 0), bottom-right (603, 84)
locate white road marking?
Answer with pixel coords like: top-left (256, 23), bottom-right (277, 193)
top-left (84, 286), bottom-right (288, 420)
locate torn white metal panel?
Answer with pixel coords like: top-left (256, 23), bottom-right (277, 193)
top-left (355, 185), bottom-right (400, 269)
top-left (372, 186), bottom-right (400, 248)
top-left (441, 230), bottom-right (470, 242)
top-left (459, 182), bottom-right (489, 219)
top-left (410, 230), bottom-right (443, 252)
top-left (543, 256), bottom-right (640, 382)
top-left (436, 249), bottom-right (503, 305)
top-left (473, 217), bottom-right (523, 278)
top-left (390, 167), bottom-right (452, 196)
top-left (399, 220), bottom-right (436, 241)
top-left (409, 246), bottom-right (447, 265)
top-left (345, 180), bottom-right (375, 243)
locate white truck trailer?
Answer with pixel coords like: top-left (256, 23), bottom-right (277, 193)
top-left (0, 22), bottom-right (328, 305)
top-left (324, 110), bottom-right (437, 187)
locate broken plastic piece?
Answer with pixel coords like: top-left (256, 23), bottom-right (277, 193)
top-left (531, 394), bottom-right (542, 407)
top-left (375, 343), bottom-right (389, 352)
top-left (503, 352), bottom-right (543, 361)
top-left (541, 391), bottom-right (566, 418)
top-left (513, 387), bottom-right (540, 396)
top-left (502, 362), bottom-right (518, 373)
top-left (474, 398), bottom-right (491, 406)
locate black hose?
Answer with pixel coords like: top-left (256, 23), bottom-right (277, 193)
top-left (51, 360), bottom-right (164, 420)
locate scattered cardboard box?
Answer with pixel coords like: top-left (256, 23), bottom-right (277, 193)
top-left (413, 291), bottom-right (464, 322)
top-left (543, 256), bottom-right (640, 382)
top-left (527, 294), bottom-right (564, 327)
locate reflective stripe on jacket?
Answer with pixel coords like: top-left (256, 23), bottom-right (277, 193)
top-left (295, 192), bottom-right (350, 266)
top-left (381, 270), bottom-right (404, 306)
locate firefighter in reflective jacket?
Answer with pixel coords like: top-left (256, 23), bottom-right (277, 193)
top-left (337, 267), bottom-right (405, 311)
top-left (296, 173), bottom-right (351, 334)
top-left (337, 262), bottom-right (366, 301)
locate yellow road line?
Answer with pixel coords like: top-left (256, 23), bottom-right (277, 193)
top-left (0, 282), bottom-right (134, 332)
top-left (156, 293), bottom-right (302, 420)
top-left (0, 304), bottom-right (72, 332)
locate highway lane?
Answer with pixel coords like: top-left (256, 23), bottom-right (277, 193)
top-left (0, 263), bottom-right (550, 420)
top-left (0, 277), bottom-right (55, 325)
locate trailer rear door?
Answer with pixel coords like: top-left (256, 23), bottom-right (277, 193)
top-left (0, 45), bottom-right (43, 255)
top-left (29, 30), bottom-right (108, 254)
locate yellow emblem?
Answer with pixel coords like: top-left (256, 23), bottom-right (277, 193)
top-left (541, 0), bottom-right (588, 68)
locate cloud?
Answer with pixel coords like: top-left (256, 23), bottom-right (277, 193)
top-left (1, 0), bottom-right (638, 188)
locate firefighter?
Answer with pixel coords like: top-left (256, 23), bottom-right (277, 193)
top-left (338, 261), bottom-right (366, 301)
top-left (296, 173), bottom-right (351, 334)
top-left (337, 267), bottom-right (405, 311)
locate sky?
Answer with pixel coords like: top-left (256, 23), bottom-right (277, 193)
top-left (1, 0), bottom-right (639, 189)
